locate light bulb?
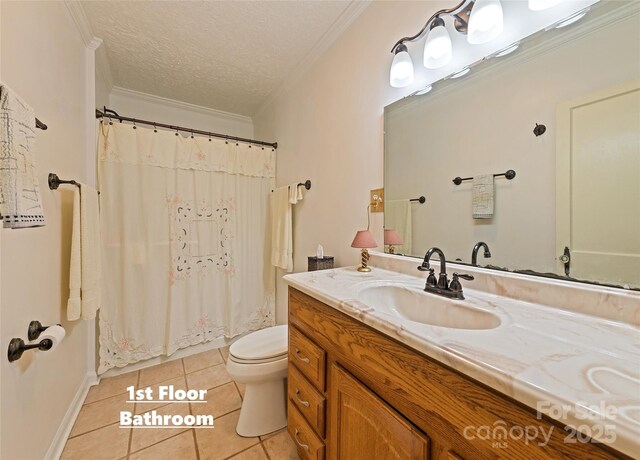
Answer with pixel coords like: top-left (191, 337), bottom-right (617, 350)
top-left (390, 44), bottom-right (414, 88)
top-left (529, 0), bottom-right (562, 11)
top-left (468, 0), bottom-right (504, 45)
top-left (423, 18), bottom-right (452, 69)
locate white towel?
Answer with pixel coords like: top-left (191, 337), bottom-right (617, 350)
top-left (288, 182), bottom-right (303, 204)
top-left (271, 186), bottom-right (293, 272)
top-left (67, 184), bottom-right (101, 321)
top-left (472, 174), bottom-right (495, 219)
top-left (385, 199), bottom-right (412, 255)
top-left (0, 83), bottom-right (45, 228)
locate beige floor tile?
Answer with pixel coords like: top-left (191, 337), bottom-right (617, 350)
top-left (191, 382), bottom-right (241, 419)
top-left (228, 443), bottom-right (269, 459)
top-left (186, 363), bottom-right (232, 391)
top-left (195, 410), bottom-right (259, 460)
top-left (183, 349), bottom-right (224, 374)
top-left (61, 423), bottom-right (129, 459)
top-left (85, 371), bottom-right (139, 404)
top-left (263, 430), bottom-right (300, 460)
top-left (70, 393), bottom-right (130, 437)
top-left (134, 375), bottom-right (188, 414)
top-left (139, 360), bottom-right (184, 387)
top-left (130, 403), bottom-right (192, 453)
top-left (219, 346), bottom-right (230, 363)
top-left (129, 431), bottom-right (196, 460)
top-left (259, 427), bottom-right (286, 442)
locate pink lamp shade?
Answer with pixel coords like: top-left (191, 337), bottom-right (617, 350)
top-left (384, 229), bottom-right (403, 246)
top-left (351, 230), bottom-right (377, 249)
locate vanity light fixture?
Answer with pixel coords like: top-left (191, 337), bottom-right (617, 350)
top-left (389, 0), bottom-right (504, 88)
top-left (528, 0), bottom-right (563, 11)
top-left (554, 7), bottom-right (590, 28)
top-left (390, 44), bottom-right (414, 88)
top-left (449, 66), bottom-right (471, 79)
top-left (467, 0), bottom-right (504, 44)
top-left (423, 18), bottom-right (453, 69)
top-left (494, 41), bottom-right (520, 57)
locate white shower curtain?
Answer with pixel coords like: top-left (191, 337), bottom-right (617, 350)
top-left (97, 122), bottom-right (275, 374)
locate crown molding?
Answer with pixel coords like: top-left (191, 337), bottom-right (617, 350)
top-left (110, 86), bottom-right (253, 125)
top-left (64, 1), bottom-right (114, 91)
top-left (253, 0), bottom-right (372, 118)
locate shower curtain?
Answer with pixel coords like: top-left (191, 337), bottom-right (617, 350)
top-left (97, 122), bottom-right (275, 374)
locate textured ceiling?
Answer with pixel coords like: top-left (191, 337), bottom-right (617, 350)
top-left (82, 1), bottom-right (353, 116)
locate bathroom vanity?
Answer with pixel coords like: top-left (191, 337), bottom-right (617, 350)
top-left (284, 255), bottom-right (639, 460)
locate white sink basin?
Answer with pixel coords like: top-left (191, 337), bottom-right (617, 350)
top-left (357, 284), bottom-right (501, 330)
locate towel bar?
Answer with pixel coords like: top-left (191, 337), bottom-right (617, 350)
top-left (48, 173), bottom-right (78, 190)
top-left (453, 170), bottom-right (516, 186)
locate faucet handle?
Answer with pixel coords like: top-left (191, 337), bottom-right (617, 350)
top-left (453, 272), bottom-right (474, 281)
top-left (425, 268), bottom-right (437, 287)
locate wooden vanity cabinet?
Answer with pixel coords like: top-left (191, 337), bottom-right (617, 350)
top-left (287, 287), bottom-right (626, 460)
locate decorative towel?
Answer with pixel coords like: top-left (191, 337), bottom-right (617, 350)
top-left (472, 174), bottom-right (495, 219)
top-left (385, 199), bottom-right (412, 255)
top-left (271, 186), bottom-right (293, 272)
top-left (67, 184), bottom-right (101, 321)
top-left (288, 182), bottom-right (303, 204)
top-left (0, 83), bottom-right (45, 228)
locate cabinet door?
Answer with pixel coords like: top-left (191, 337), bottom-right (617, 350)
top-left (330, 364), bottom-right (430, 459)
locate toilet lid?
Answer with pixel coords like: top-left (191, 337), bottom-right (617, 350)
top-left (229, 325), bottom-right (288, 362)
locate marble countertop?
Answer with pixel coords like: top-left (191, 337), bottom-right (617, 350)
top-left (283, 266), bottom-right (640, 458)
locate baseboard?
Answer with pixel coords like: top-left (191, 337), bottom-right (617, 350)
top-left (45, 371), bottom-right (99, 460)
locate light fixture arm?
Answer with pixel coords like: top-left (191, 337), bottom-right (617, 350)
top-left (390, 0), bottom-right (472, 53)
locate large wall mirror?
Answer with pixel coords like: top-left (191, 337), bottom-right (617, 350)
top-left (384, 0), bottom-right (639, 289)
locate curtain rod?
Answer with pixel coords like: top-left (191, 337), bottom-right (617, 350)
top-left (95, 107), bottom-right (278, 149)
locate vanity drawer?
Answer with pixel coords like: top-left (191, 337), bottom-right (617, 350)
top-left (288, 364), bottom-right (326, 437)
top-left (288, 404), bottom-right (325, 460)
top-left (289, 326), bottom-right (326, 391)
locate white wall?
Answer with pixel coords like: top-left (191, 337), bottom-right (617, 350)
top-left (253, 1), bottom-right (450, 322)
top-left (385, 13), bottom-right (640, 272)
top-left (0, 2), bottom-right (94, 458)
top-left (108, 87), bottom-right (254, 139)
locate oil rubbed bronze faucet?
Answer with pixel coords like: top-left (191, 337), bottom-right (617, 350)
top-left (418, 247), bottom-right (474, 300)
top-left (471, 241), bottom-right (492, 266)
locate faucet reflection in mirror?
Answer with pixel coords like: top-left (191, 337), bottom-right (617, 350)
top-left (351, 205), bottom-right (377, 272)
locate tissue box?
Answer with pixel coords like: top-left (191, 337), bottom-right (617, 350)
top-left (308, 256), bottom-right (334, 271)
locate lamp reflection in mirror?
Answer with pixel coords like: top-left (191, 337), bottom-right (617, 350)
top-left (424, 18), bottom-right (453, 69)
top-left (390, 44), bottom-right (414, 88)
top-left (555, 7), bottom-right (589, 28)
top-left (468, 0), bottom-right (504, 44)
top-left (384, 229), bottom-right (403, 254)
top-left (529, 0), bottom-right (562, 11)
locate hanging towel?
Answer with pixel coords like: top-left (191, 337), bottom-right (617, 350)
top-left (385, 199), bottom-right (412, 255)
top-left (67, 184), bottom-right (101, 320)
top-left (0, 84), bottom-right (45, 228)
top-left (271, 186), bottom-right (294, 272)
top-left (472, 174), bottom-right (495, 219)
top-left (288, 182), bottom-right (303, 204)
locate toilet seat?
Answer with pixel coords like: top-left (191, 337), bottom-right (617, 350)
top-left (229, 324), bottom-right (288, 364)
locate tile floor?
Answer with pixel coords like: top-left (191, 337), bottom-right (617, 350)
top-left (62, 347), bottom-right (300, 460)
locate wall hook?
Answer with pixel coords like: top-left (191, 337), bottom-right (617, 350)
top-left (533, 123), bottom-right (546, 137)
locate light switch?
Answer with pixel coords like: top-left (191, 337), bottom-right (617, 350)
top-left (370, 188), bottom-right (384, 212)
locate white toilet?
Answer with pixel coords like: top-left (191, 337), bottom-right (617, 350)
top-left (226, 324), bottom-right (289, 437)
